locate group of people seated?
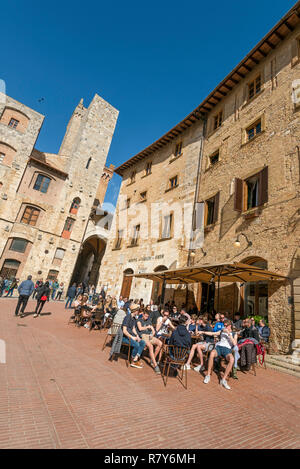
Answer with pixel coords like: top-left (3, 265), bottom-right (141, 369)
top-left (106, 299), bottom-right (270, 391)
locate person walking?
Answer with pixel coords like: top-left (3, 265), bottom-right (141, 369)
top-left (65, 283), bottom-right (77, 309)
top-left (14, 275), bottom-right (35, 317)
top-left (55, 282), bottom-right (64, 301)
top-left (34, 281), bottom-right (50, 318)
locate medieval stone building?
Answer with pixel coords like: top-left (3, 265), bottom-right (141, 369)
top-left (0, 93), bottom-right (118, 286)
top-left (99, 1), bottom-right (300, 356)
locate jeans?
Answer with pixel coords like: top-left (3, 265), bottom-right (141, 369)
top-left (122, 336), bottom-right (146, 358)
top-left (5, 289), bottom-right (14, 297)
top-left (233, 345), bottom-right (240, 368)
top-left (56, 291), bottom-right (63, 301)
top-left (35, 299), bottom-right (46, 315)
top-left (65, 297), bottom-right (74, 309)
top-left (51, 290), bottom-right (57, 300)
top-left (15, 295), bottom-right (29, 316)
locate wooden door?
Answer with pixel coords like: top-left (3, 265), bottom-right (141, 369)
top-left (121, 275), bottom-right (133, 298)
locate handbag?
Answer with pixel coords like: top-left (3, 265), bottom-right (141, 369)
top-left (41, 295), bottom-right (47, 301)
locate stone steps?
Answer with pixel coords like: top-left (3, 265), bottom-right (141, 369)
top-left (265, 355), bottom-right (300, 378)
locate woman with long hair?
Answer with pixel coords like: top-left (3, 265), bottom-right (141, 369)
top-left (34, 281), bottom-right (50, 318)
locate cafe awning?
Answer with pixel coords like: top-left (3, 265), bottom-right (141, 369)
top-left (133, 262), bottom-right (288, 284)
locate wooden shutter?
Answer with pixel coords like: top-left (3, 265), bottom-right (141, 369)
top-left (213, 192), bottom-right (220, 223)
top-left (234, 178), bottom-right (243, 211)
top-left (258, 166), bottom-right (268, 206)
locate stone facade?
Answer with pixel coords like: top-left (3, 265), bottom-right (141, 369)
top-left (0, 93), bottom-right (118, 286)
top-left (98, 120), bottom-right (204, 304)
top-left (98, 3), bottom-right (300, 354)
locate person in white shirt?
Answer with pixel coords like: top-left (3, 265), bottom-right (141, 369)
top-left (156, 309), bottom-right (176, 338)
top-left (202, 320), bottom-right (237, 390)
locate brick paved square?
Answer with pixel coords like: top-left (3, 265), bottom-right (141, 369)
top-left (0, 298), bottom-right (299, 449)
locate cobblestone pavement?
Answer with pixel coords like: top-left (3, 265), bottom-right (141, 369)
top-left (0, 298), bottom-right (299, 449)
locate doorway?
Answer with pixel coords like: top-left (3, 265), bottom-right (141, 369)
top-left (0, 259), bottom-right (20, 279)
top-left (120, 268), bottom-right (134, 298)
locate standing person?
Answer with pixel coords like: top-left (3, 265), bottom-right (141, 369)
top-left (34, 281), bottom-right (50, 318)
top-left (51, 280), bottom-right (59, 300)
top-left (88, 284), bottom-right (95, 303)
top-left (5, 278), bottom-right (18, 297)
top-left (0, 276), bottom-right (4, 297)
top-left (55, 282), bottom-right (64, 301)
top-left (14, 275), bottom-right (35, 317)
top-left (65, 283), bottom-right (77, 309)
top-left (75, 283), bottom-right (83, 299)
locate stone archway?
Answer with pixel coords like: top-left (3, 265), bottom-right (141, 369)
top-left (240, 256), bottom-right (268, 318)
top-left (71, 235), bottom-right (106, 287)
top-left (151, 265), bottom-right (168, 304)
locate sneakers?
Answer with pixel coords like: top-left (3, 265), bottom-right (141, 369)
top-left (220, 379), bottom-right (231, 390)
top-left (183, 364), bottom-right (191, 370)
top-left (154, 365), bottom-right (161, 375)
top-left (130, 360), bottom-right (143, 369)
top-left (203, 375), bottom-right (211, 384)
top-left (194, 365), bottom-right (204, 373)
top-left (33, 314), bottom-right (38, 318)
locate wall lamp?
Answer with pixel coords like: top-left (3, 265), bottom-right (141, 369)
top-left (234, 233), bottom-right (253, 248)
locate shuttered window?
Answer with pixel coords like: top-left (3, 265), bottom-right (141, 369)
top-left (204, 192), bottom-right (219, 227)
top-left (21, 206), bottom-right (40, 226)
top-left (234, 167), bottom-right (268, 212)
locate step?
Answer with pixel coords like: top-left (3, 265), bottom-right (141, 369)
top-left (265, 355), bottom-right (300, 378)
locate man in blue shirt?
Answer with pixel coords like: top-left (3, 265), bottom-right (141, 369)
top-left (213, 313), bottom-right (225, 332)
top-left (14, 275), bottom-right (34, 316)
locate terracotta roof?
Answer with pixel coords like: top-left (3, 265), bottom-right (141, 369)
top-left (30, 149), bottom-right (68, 177)
top-left (115, 1), bottom-right (300, 176)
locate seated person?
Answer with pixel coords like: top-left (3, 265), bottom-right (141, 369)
top-left (258, 319), bottom-right (270, 342)
top-left (170, 305), bottom-right (179, 319)
top-left (233, 312), bottom-right (243, 330)
top-left (179, 308), bottom-right (191, 325)
top-left (184, 319), bottom-right (214, 372)
top-left (156, 309), bottom-right (175, 338)
top-left (196, 316), bottom-right (206, 333)
top-left (213, 313), bottom-right (225, 332)
top-left (137, 309), bottom-right (162, 374)
top-left (149, 304), bottom-right (160, 327)
top-left (202, 320), bottom-right (237, 390)
top-left (239, 318), bottom-right (260, 342)
top-left (188, 315), bottom-right (197, 334)
top-left (169, 315), bottom-right (192, 350)
top-left (122, 303), bottom-right (146, 369)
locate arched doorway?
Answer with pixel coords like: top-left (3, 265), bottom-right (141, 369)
top-left (151, 265), bottom-right (168, 304)
top-left (120, 268), bottom-right (134, 298)
top-left (241, 257), bottom-right (268, 318)
top-left (71, 236), bottom-right (106, 286)
top-left (0, 259), bottom-right (20, 279)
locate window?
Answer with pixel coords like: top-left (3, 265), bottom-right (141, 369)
top-left (8, 118), bottom-right (19, 129)
top-left (0, 152), bottom-right (5, 163)
top-left (204, 193), bottom-right (219, 227)
top-left (48, 270), bottom-right (59, 281)
top-left (33, 174), bottom-right (51, 193)
top-left (130, 225), bottom-right (140, 246)
top-left (248, 75), bottom-right (261, 100)
top-left (140, 191), bottom-right (147, 202)
top-left (63, 218), bottom-right (74, 233)
top-left (9, 238), bottom-right (28, 253)
top-left (161, 213), bottom-right (173, 239)
top-left (126, 198), bottom-right (131, 209)
top-left (234, 167), bottom-right (268, 212)
top-left (169, 175), bottom-right (178, 189)
top-left (86, 158), bottom-right (92, 169)
top-left (246, 119), bottom-right (262, 141)
top-left (21, 206), bottom-right (40, 226)
top-left (174, 141), bottom-right (183, 157)
top-left (209, 150), bottom-right (219, 166)
top-left (213, 111), bottom-right (223, 130)
top-left (114, 230), bottom-right (123, 249)
top-left (145, 162), bottom-right (152, 176)
top-left (70, 197), bottom-right (81, 214)
top-left (54, 248), bottom-right (65, 260)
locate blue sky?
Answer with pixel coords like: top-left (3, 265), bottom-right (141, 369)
top-left (1, 0), bottom-right (296, 208)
